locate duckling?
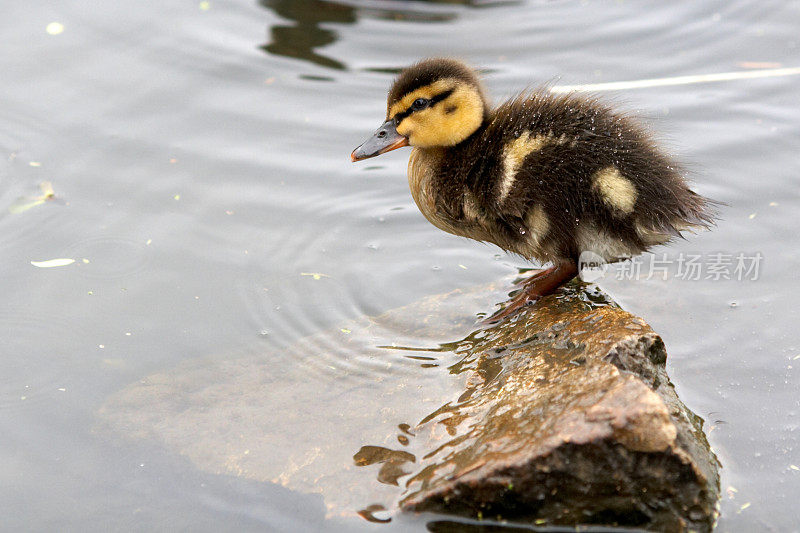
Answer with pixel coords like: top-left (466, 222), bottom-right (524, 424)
top-left (351, 58), bottom-right (715, 321)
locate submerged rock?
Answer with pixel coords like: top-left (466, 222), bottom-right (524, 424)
top-left (98, 278), bottom-right (719, 531)
top-left (398, 285), bottom-right (720, 532)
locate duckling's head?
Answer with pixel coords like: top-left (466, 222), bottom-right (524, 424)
top-left (351, 58), bottom-right (488, 161)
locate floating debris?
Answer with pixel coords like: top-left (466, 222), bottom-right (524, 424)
top-left (30, 258), bottom-right (75, 268)
top-left (301, 272), bottom-right (330, 280)
top-left (10, 198), bottom-right (46, 214)
top-left (45, 22), bottom-right (64, 35)
top-left (9, 181), bottom-right (56, 214)
top-left (40, 181), bottom-right (54, 197)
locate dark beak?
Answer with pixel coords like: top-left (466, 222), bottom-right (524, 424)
top-left (351, 119), bottom-right (409, 162)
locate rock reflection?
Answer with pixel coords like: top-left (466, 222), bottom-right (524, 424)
top-left (357, 503), bottom-right (392, 523)
top-left (353, 445), bottom-right (416, 486)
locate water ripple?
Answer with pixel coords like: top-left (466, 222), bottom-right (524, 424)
top-left (0, 312), bottom-right (89, 411)
top-left (62, 235), bottom-right (153, 280)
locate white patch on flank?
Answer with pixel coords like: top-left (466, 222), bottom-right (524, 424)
top-left (525, 204), bottom-right (550, 244)
top-left (592, 166), bottom-right (637, 214)
top-left (498, 132), bottom-right (550, 202)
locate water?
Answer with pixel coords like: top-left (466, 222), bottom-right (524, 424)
top-left (1, 0), bottom-right (798, 531)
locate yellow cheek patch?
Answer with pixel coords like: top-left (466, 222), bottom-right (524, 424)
top-left (395, 111), bottom-right (423, 137)
top-left (395, 84), bottom-right (484, 147)
top-left (592, 166), bottom-right (638, 214)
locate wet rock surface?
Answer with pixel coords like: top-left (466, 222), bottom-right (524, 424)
top-left (399, 285), bottom-right (720, 532)
top-left (98, 279), bottom-right (719, 530)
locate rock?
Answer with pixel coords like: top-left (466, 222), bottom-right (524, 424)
top-left (397, 284), bottom-right (720, 532)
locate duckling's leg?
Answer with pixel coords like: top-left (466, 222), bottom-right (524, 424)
top-left (512, 267), bottom-right (552, 287)
top-left (485, 261), bottom-right (579, 323)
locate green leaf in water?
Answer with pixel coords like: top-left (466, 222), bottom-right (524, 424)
top-left (9, 198), bottom-right (46, 214)
top-left (9, 181), bottom-right (56, 214)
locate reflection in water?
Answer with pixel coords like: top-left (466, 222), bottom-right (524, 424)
top-left (357, 503), bottom-right (392, 524)
top-left (258, 0), bottom-right (355, 70)
top-left (353, 445), bottom-right (416, 486)
top-left (257, 0), bottom-right (512, 70)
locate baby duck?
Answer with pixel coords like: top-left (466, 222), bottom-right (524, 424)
top-left (351, 58), bottom-right (715, 321)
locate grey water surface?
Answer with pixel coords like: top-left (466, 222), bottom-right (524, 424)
top-left (1, 0), bottom-right (798, 531)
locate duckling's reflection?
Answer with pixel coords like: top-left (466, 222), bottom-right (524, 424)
top-left (258, 0), bottom-right (513, 70)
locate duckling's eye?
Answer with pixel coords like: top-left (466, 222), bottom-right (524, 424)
top-left (412, 98), bottom-right (429, 110)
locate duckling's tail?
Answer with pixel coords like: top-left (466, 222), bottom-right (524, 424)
top-left (681, 189), bottom-right (722, 230)
top-left (638, 190), bottom-right (720, 245)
